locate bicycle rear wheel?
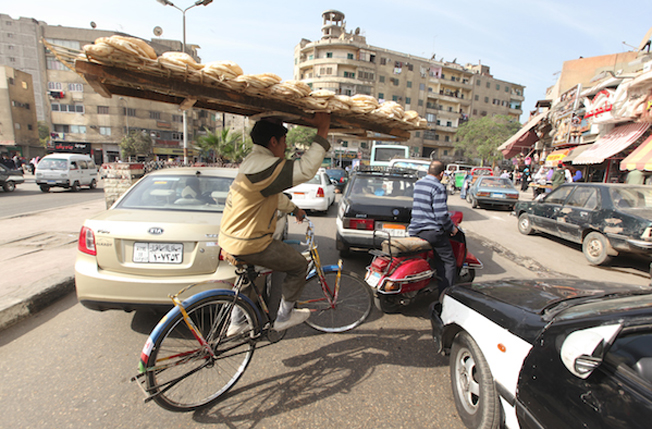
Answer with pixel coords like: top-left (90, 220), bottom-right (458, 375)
top-left (145, 295), bottom-right (257, 412)
top-left (299, 270), bottom-right (373, 333)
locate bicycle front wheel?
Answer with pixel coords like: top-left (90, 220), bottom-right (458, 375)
top-left (299, 270), bottom-right (373, 333)
top-left (145, 295), bottom-right (257, 412)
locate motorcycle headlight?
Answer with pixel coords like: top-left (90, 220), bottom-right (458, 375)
top-left (381, 280), bottom-right (402, 292)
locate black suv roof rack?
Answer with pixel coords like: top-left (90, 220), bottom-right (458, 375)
top-left (354, 165), bottom-right (420, 177)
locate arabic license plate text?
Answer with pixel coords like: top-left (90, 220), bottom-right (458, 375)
top-left (134, 243), bottom-right (183, 264)
top-left (366, 271), bottom-right (382, 288)
top-left (491, 193), bottom-right (505, 198)
top-left (381, 224), bottom-right (406, 237)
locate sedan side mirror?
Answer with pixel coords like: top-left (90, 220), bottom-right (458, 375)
top-left (560, 324), bottom-right (620, 379)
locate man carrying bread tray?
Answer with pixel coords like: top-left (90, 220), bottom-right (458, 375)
top-left (219, 112), bottom-right (331, 335)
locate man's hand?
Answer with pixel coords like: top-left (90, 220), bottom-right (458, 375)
top-left (293, 208), bottom-right (307, 223)
top-left (450, 226), bottom-right (459, 236)
top-left (303, 112), bottom-right (331, 138)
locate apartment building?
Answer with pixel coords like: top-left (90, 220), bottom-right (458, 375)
top-left (294, 10), bottom-right (525, 162)
top-left (0, 66), bottom-right (39, 157)
top-left (0, 14), bottom-right (217, 164)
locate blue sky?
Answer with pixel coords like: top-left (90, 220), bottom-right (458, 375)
top-left (4, 1), bottom-right (651, 122)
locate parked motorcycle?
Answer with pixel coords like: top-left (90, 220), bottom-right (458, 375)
top-left (364, 211), bottom-right (482, 313)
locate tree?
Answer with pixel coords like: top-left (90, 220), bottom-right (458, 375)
top-left (120, 130), bottom-right (153, 160)
top-left (454, 115), bottom-right (521, 166)
top-left (38, 121), bottom-right (50, 147)
top-left (286, 125), bottom-right (317, 159)
top-left (195, 128), bottom-right (248, 164)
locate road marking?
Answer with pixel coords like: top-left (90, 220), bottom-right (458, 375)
top-left (492, 216), bottom-right (506, 221)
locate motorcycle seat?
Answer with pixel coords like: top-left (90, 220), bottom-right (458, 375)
top-left (381, 236), bottom-right (431, 256)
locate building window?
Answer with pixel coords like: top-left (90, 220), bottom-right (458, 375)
top-left (424, 130), bottom-right (435, 140)
top-left (8, 77), bottom-right (14, 85)
top-left (473, 109), bottom-right (477, 115)
top-left (474, 95), bottom-right (479, 101)
top-left (48, 82), bottom-right (63, 90)
top-left (46, 58), bottom-right (66, 70)
top-left (70, 125), bottom-right (87, 134)
top-left (27, 124), bottom-right (33, 131)
top-left (22, 81), bottom-right (27, 89)
top-left (360, 142), bottom-right (367, 149)
top-left (476, 79), bottom-right (481, 86)
top-left (14, 123), bottom-right (20, 130)
top-left (426, 113), bottom-right (436, 123)
top-left (68, 83), bottom-right (83, 92)
top-left (405, 97), bottom-right (411, 104)
top-left (341, 141), bottom-right (348, 147)
top-left (99, 127), bottom-right (111, 136)
top-left (434, 134), bottom-right (440, 141)
top-left (123, 107), bottom-right (136, 117)
top-left (446, 121), bottom-right (452, 127)
top-left (347, 53), bottom-right (354, 60)
top-left (481, 111), bottom-right (487, 116)
top-left (172, 114), bottom-right (183, 122)
top-left (484, 96), bottom-right (489, 103)
top-left (97, 106), bottom-right (109, 114)
top-left (308, 54), bottom-right (313, 60)
top-left (326, 52), bottom-right (333, 58)
top-left (419, 83), bottom-right (425, 91)
top-left (418, 99), bottom-right (423, 106)
top-left (407, 81), bottom-right (412, 88)
top-left (379, 75), bottom-right (385, 83)
top-left (150, 111), bottom-right (161, 120)
top-left (380, 57), bottom-right (387, 65)
top-left (172, 132), bottom-right (183, 141)
top-left (392, 95), bottom-right (399, 102)
top-left (505, 86), bottom-right (510, 93)
top-left (444, 135), bottom-right (450, 142)
top-left (53, 124), bottom-right (69, 133)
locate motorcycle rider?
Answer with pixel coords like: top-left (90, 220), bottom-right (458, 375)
top-left (407, 160), bottom-right (458, 296)
top-left (219, 113), bottom-right (331, 335)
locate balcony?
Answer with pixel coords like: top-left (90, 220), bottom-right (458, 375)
top-left (434, 76), bottom-right (472, 90)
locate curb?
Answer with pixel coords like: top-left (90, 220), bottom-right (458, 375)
top-left (0, 277), bottom-right (75, 332)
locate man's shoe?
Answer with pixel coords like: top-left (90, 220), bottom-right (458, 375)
top-left (227, 321), bottom-right (248, 337)
top-left (273, 308), bottom-right (310, 331)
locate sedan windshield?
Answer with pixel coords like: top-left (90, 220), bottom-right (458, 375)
top-left (116, 174), bottom-right (234, 212)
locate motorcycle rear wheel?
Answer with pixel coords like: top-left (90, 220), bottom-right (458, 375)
top-left (374, 294), bottom-right (402, 314)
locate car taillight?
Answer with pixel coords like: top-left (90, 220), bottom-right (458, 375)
top-left (317, 187), bottom-right (325, 198)
top-left (477, 191), bottom-right (490, 197)
top-left (340, 177), bottom-right (345, 183)
top-left (78, 226), bottom-right (96, 256)
top-left (343, 218), bottom-right (375, 230)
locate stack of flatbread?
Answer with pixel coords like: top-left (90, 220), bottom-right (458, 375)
top-left (234, 73), bottom-right (282, 89)
top-left (158, 52), bottom-right (203, 72)
top-left (203, 61), bottom-right (243, 80)
top-left (83, 36), bottom-right (156, 64)
top-left (269, 80), bottom-right (312, 99)
top-left (327, 95), bottom-right (353, 112)
top-left (301, 89), bottom-right (336, 110)
top-left (349, 94), bottom-right (379, 113)
top-left (373, 101), bottom-right (405, 120)
top-left (402, 110), bottom-right (428, 127)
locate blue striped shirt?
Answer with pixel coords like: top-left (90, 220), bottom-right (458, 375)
top-left (408, 174), bottom-right (454, 235)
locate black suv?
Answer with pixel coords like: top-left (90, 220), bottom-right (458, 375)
top-left (335, 167), bottom-right (418, 256)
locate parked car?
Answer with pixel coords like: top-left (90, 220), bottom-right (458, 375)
top-left (324, 168), bottom-right (348, 193)
top-left (35, 153), bottom-right (98, 192)
top-left (287, 171), bottom-right (336, 213)
top-left (0, 163), bottom-right (25, 192)
top-left (470, 166), bottom-right (494, 177)
top-left (466, 176), bottom-right (519, 210)
top-left (431, 278), bottom-right (652, 429)
top-left (515, 183), bottom-right (652, 265)
top-left (335, 167), bottom-right (418, 257)
top-left (75, 167), bottom-right (287, 311)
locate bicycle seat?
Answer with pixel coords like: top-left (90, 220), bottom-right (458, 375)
top-left (220, 250), bottom-right (247, 266)
top-left (381, 236), bottom-right (431, 256)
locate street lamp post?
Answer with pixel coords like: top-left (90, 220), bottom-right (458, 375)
top-left (155, 0), bottom-right (214, 165)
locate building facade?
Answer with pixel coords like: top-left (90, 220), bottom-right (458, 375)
top-left (0, 14), bottom-right (218, 164)
top-left (294, 10), bottom-right (525, 164)
top-left (0, 66), bottom-right (39, 157)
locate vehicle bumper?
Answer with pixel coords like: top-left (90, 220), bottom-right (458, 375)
top-left (336, 218), bottom-right (407, 250)
top-left (36, 179), bottom-right (70, 186)
top-left (295, 198), bottom-right (329, 212)
top-left (74, 251), bottom-right (240, 311)
top-left (430, 300), bottom-right (445, 353)
top-left (476, 197), bottom-right (518, 206)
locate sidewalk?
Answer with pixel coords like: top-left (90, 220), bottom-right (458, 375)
top-left (0, 199), bottom-right (106, 330)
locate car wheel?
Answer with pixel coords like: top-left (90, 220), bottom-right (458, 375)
top-left (450, 331), bottom-right (501, 429)
top-left (89, 179), bottom-right (97, 189)
top-left (583, 231), bottom-right (616, 265)
top-left (39, 185), bottom-right (50, 193)
top-left (71, 181), bottom-right (81, 192)
top-left (471, 197), bottom-right (479, 209)
top-left (466, 193), bottom-right (472, 204)
top-left (374, 295), bottom-right (402, 314)
top-left (2, 181), bottom-right (15, 192)
top-left (457, 267), bottom-right (475, 283)
top-left (517, 213), bottom-right (534, 235)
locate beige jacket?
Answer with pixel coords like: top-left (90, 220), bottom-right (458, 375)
top-left (218, 134), bottom-right (330, 255)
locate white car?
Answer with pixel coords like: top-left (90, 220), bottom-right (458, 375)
top-left (75, 167), bottom-right (287, 311)
top-left (287, 171), bottom-right (336, 213)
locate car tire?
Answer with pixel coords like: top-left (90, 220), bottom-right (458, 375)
top-left (89, 179), bottom-right (97, 189)
top-left (450, 331), bottom-right (502, 429)
top-left (39, 185), bottom-right (50, 193)
top-left (583, 231), bottom-right (616, 265)
top-left (517, 213), bottom-right (534, 235)
top-left (466, 193), bottom-right (472, 204)
top-left (374, 295), bottom-right (402, 314)
top-left (471, 197), bottom-right (479, 209)
top-left (336, 234), bottom-right (351, 258)
top-left (2, 181), bottom-right (15, 192)
top-left (457, 267), bottom-right (475, 283)
top-left (71, 181), bottom-right (81, 192)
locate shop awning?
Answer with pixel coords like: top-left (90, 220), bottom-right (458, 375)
top-left (572, 122), bottom-right (651, 165)
top-left (545, 148), bottom-right (571, 166)
top-left (564, 144), bottom-right (593, 163)
top-left (498, 112), bottom-right (547, 158)
top-left (620, 135), bottom-right (652, 171)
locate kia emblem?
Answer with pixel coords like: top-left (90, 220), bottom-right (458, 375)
top-left (148, 227), bottom-right (164, 235)
top-left (392, 209), bottom-right (400, 216)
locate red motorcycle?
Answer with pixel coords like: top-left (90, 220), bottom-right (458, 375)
top-left (364, 211), bottom-right (482, 313)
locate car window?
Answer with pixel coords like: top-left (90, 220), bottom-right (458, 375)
top-left (326, 169), bottom-right (345, 180)
top-left (544, 186), bottom-right (573, 205)
top-left (39, 159), bottom-right (68, 170)
top-left (566, 187), bottom-right (598, 209)
top-left (479, 177), bottom-right (511, 188)
top-left (306, 174), bottom-right (322, 185)
top-left (348, 176), bottom-right (415, 198)
top-left (117, 175), bottom-right (235, 212)
top-left (606, 329), bottom-right (652, 386)
top-left (610, 187), bottom-right (652, 209)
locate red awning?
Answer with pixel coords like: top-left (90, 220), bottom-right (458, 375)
top-left (620, 135), bottom-right (652, 171)
top-left (572, 122), bottom-right (650, 165)
top-left (498, 112), bottom-right (547, 158)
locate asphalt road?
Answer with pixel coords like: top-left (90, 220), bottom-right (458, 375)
top-left (0, 197), bottom-right (538, 429)
top-left (0, 177), bottom-right (105, 219)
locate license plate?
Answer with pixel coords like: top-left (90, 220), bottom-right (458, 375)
top-left (380, 223), bottom-right (407, 237)
top-left (47, 180), bottom-right (56, 184)
top-left (293, 192), bottom-right (305, 199)
top-left (134, 242), bottom-right (183, 264)
top-left (366, 271), bottom-right (382, 288)
top-left (491, 193), bottom-right (505, 198)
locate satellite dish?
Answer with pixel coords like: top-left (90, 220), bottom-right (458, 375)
top-left (153, 26), bottom-right (163, 37)
top-left (90, 21), bottom-right (97, 29)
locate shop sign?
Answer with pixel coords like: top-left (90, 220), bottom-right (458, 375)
top-left (48, 141), bottom-right (91, 154)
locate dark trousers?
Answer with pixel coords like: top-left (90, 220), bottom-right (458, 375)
top-left (415, 229), bottom-right (456, 295)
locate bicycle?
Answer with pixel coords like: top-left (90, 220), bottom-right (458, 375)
top-left (132, 219), bottom-right (373, 412)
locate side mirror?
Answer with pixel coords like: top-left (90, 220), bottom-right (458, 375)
top-left (560, 324), bottom-right (620, 379)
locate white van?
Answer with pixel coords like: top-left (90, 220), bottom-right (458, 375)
top-left (36, 153), bottom-right (98, 192)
